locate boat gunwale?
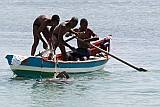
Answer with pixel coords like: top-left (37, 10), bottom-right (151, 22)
top-left (41, 56), bottom-right (111, 64)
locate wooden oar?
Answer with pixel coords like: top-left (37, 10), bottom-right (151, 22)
top-left (53, 52), bottom-right (57, 79)
top-left (76, 37), bottom-right (148, 72)
top-left (65, 35), bottom-right (77, 42)
top-left (64, 31), bottom-right (85, 42)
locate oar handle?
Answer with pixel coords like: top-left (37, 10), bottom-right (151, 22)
top-left (65, 31), bottom-right (85, 42)
top-left (76, 37), bottom-right (147, 72)
top-left (65, 35), bottom-right (77, 42)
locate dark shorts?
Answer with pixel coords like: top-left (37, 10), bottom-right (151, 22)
top-left (67, 48), bottom-right (90, 61)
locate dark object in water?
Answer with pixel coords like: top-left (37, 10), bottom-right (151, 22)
top-left (46, 71), bottom-right (73, 83)
top-left (56, 71), bottom-right (70, 79)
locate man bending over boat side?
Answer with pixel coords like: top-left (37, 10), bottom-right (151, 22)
top-left (31, 14), bottom-right (60, 56)
top-left (51, 17), bottom-right (78, 61)
top-left (66, 18), bottom-right (99, 61)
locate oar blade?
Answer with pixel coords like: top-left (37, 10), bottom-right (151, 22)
top-left (138, 68), bottom-right (148, 72)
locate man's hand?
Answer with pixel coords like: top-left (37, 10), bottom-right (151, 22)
top-left (83, 39), bottom-right (90, 43)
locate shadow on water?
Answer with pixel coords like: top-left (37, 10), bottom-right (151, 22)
top-left (5, 68), bottom-right (160, 84)
top-left (26, 70), bottom-right (112, 105)
top-left (7, 68), bottom-right (111, 80)
top-left (10, 76), bottom-right (31, 80)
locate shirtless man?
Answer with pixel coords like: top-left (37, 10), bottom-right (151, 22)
top-left (52, 17), bottom-right (78, 61)
top-left (66, 18), bottom-right (99, 60)
top-left (31, 14), bottom-right (60, 56)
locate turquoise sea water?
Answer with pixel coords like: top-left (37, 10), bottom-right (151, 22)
top-left (0, 0), bottom-right (160, 107)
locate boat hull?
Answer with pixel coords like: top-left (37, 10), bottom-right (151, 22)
top-left (6, 55), bottom-right (109, 78)
top-left (5, 35), bottom-right (112, 78)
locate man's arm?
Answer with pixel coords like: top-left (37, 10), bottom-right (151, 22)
top-left (49, 26), bottom-right (54, 38)
top-left (65, 29), bottom-right (79, 37)
top-left (36, 21), bottom-right (47, 43)
top-left (85, 29), bottom-right (99, 42)
top-left (48, 26), bottom-right (55, 49)
top-left (58, 26), bottom-right (74, 50)
top-left (36, 20), bottom-right (48, 49)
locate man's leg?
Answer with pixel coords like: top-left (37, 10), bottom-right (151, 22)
top-left (31, 26), bottom-right (39, 56)
top-left (59, 44), bottom-right (67, 61)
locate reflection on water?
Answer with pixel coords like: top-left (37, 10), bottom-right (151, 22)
top-left (1, 67), bottom-right (160, 107)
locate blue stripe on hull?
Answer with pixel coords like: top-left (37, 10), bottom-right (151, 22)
top-left (15, 73), bottom-right (52, 79)
top-left (28, 57), bottom-right (43, 67)
top-left (27, 59), bottom-right (108, 68)
top-left (16, 73), bottom-right (42, 78)
top-left (58, 60), bottom-right (108, 68)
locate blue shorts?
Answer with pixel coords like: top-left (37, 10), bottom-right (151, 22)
top-left (67, 48), bottom-right (90, 60)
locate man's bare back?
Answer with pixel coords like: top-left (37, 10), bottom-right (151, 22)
top-left (31, 14), bottom-right (60, 56)
top-left (34, 15), bottom-right (51, 25)
top-left (52, 17), bottom-right (78, 60)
